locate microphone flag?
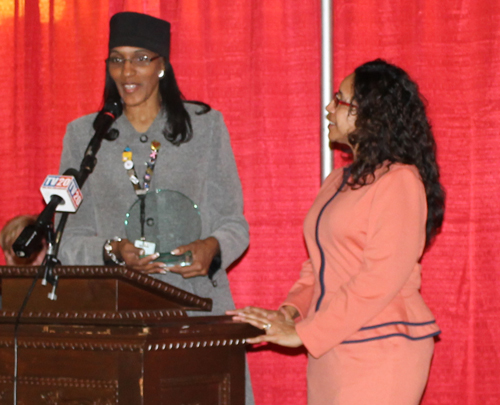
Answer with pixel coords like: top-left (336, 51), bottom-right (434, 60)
top-left (40, 175), bottom-right (83, 213)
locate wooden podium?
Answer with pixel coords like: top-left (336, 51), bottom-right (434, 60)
top-left (0, 266), bottom-right (259, 404)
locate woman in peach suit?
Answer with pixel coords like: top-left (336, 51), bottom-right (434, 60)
top-left (228, 59), bottom-right (445, 404)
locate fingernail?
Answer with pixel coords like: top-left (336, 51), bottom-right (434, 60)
top-left (170, 249), bottom-right (179, 255)
top-left (152, 252), bottom-right (160, 259)
top-left (140, 249), bottom-right (145, 256)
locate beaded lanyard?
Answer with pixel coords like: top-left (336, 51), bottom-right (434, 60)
top-left (122, 141), bottom-right (161, 239)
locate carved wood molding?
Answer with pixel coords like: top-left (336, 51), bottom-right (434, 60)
top-left (0, 339), bottom-right (144, 352)
top-left (0, 308), bottom-right (186, 324)
top-left (0, 337), bottom-right (247, 352)
top-left (0, 265), bottom-right (212, 311)
top-left (0, 376), bottom-right (119, 405)
top-left (39, 394), bottom-right (115, 405)
top-left (147, 337), bottom-right (247, 351)
top-left (19, 376), bottom-right (118, 390)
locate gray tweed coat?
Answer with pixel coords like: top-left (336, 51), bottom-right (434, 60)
top-left (58, 103), bottom-right (249, 316)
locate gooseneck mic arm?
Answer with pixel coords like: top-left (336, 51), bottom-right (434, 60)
top-left (53, 100), bottom-right (123, 263)
top-left (12, 101), bottom-right (123, 259)
top-left (77, 101), bottom-right (123, 185)
top-left (12, 101), bottom-right (123, 297)
top-left (53, 100), bottom-right (123, 266)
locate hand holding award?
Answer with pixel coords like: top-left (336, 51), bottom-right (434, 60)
top-left (125, 189), bottom-right (202, 267)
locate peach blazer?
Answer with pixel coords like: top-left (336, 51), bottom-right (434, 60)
top-left (283, 163), bottom-right (440, 359)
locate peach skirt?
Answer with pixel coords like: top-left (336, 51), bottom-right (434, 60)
top-left (307, 337), bottom-right (434, 405)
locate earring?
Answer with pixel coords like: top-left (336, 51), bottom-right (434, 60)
top-left (158, 70), bottom-right (165, 78)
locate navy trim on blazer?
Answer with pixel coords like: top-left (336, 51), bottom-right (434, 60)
top-left (359, 320), bottom-right (437, 331)
top-left (315, 166), bottom-right (351, 312)
top-left (341, 330), bottom-right (441, 344)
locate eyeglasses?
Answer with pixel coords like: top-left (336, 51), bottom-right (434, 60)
top-left (334, 92), bottom-right (356, 109)
top-left (106, 54), bottom-right (161, 68)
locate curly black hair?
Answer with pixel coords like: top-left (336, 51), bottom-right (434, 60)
top-left (347, 59), bottom-right (445, 247)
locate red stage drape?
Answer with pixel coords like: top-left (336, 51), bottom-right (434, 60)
top-left (0, 0), bottom-right (498, 404)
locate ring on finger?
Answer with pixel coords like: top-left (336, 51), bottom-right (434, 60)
top-left (263, 323), bottom-right (271, 331)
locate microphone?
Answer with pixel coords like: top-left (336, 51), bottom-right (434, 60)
top-left (78, 101), bottom-right (123, 185)
top-left (12, 195), bottom-right (62, 258)
top-left (13, 168), bottom-right (83, 258)
top-left (12, 102), bottom-right (122, 260)
top-left (92, 100), bottom-right (123, 140)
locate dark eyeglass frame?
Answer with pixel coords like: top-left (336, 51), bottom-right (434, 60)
top-left (334, 92), bottom-right (357, 109)
top-left (105, 54), bottom-right (162, 67)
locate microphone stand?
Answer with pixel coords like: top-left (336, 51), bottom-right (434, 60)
top-left (40, 211), bottom-right (61, 299)
top-left (47, 127), bottom-right (120, 297)
top-left (10, 103), bottom-right (122, 405)
top-left (31, 100), bottom-right (122, 296)
top-left (12, 124), bottom-right (121, 299)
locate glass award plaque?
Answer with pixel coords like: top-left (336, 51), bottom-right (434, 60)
top-left (124, 189), bottom-right (201, 266)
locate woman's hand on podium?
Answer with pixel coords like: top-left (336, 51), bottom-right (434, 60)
top-left (227, 306), bottom-right (303, 348)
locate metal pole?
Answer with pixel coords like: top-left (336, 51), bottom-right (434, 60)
top-left (320, 0), bottom-right (333, 181)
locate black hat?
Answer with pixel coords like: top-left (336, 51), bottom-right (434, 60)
top-left (109, 12), bottom-right (171, 59)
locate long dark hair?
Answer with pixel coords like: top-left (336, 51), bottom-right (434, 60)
top-left (347, 59), bottom-right (445, 247)
top-left (103, 61), bottom-right (210, 146)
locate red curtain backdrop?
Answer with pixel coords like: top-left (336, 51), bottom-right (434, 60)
top-left (0, 1), bottom-right (499, 404)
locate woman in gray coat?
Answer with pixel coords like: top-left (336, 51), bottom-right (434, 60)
top-left (58, 11), bottom-right (249, 317)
